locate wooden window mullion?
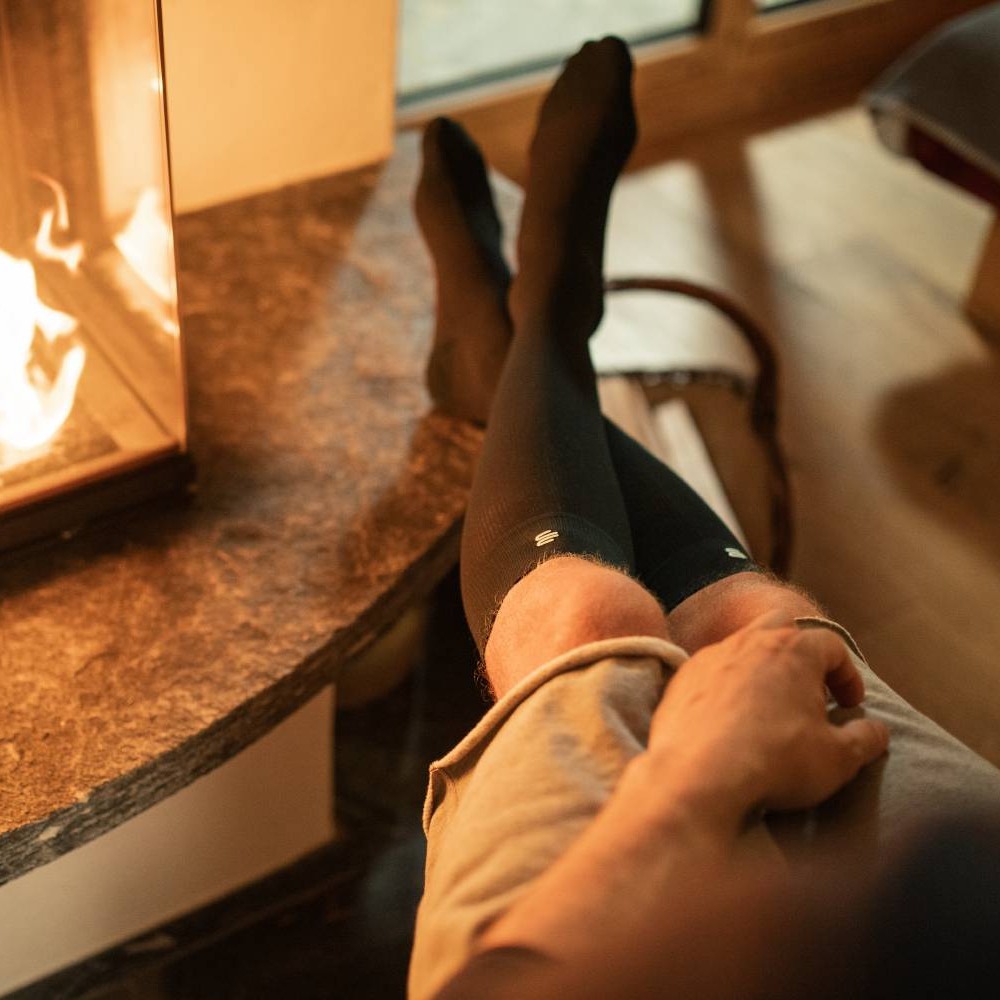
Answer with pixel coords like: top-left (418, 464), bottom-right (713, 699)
top-left (708, 0), bottom-right (757, 44)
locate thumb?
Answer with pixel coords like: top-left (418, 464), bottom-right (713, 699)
top-left (833, 717), bottom-right (890, 780)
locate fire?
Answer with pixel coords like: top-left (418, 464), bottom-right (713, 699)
top-left (32, 173), bottom-right (84, 273)
top-left (0, 249), bottom-right (85, 456)
top-left (114, 186), bottom-right (178, 335)
top-left (0, 179), bottom-right (87, 464)
top-left (1, 178), bottom-right (180, 468)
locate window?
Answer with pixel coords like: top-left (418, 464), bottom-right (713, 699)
top-left (398, 0), bottom-right (704, 105)
top-left (397, 0), bottom-right (990, 181)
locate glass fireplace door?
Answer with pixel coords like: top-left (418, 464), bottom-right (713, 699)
top-left (0, 0), bottom-right (186, 546)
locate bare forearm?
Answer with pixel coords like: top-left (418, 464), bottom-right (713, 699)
top-left (477, 751), bottom-right (744, 960)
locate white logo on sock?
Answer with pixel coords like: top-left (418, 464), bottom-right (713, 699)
top-left (535, 530), bottom-right (560, 547)
top-left (725, 547), bottom-right (748, 560)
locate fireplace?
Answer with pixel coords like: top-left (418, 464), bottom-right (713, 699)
top-left (0, 0), bottom-right (188, 551)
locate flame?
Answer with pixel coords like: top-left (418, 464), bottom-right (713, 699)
top-left (114, 187), bottom-right (177, 333)
top-left (0, 179), bottom-right (181, 468)
top-left (32, 173), bottom-right (84, 273)
top-left (0, 249), bottom-right (85, 455)
top-left (0, 179), bottom-right (87, 464)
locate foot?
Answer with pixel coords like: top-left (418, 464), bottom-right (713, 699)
top-left (510, 37), bottom-right (637, 342)
top-left (415, 117), bottom-right (513, 425)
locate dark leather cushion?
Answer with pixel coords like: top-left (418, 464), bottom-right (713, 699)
top-left (868, 4), bottom-right (1000, 186)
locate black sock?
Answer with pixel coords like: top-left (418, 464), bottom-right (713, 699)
top-left (459, 39), bottom-right (638, 652)
top-left (603, 423), bottom-right (754, 610)
top-left (415, 117), bottom-right (512, 426)
top-left (509, 37), bottom-right (637, 344)
top-left (415, 55), bottom-right (758, 651)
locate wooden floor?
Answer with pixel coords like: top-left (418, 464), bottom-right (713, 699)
top-left (591, 107), bottom-right (1000, 766)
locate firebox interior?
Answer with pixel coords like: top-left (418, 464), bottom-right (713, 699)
top-left (0, 0), bottom-right (188, 546)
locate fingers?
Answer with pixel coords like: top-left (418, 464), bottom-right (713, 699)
top-left (818, 637), bottom-right (866, 708)
top-left (780, 625), bottom-right (866, 708)
top-left (729, 612), bottom-right (867, 708)
top-left (832, 717), bottom-right (891, 780)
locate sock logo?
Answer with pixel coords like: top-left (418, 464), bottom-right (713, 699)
top-left (725, 547), bottom-right (749, 560)
top-left (535, 529), bottom-right (560, 547)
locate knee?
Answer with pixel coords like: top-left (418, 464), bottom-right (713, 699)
top-left (484, 556), bottom-right (670, 699)
top-left (667, 571), bottom-right (823, 654)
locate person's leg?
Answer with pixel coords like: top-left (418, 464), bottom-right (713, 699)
top-left (456, 38), bottom-right (640, 662)
top-left (412, 56), bottom-right (684, 993)
top-left (416, 116), bottom-right (511, 427)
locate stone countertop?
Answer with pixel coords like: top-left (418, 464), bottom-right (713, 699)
top-left (0, 132), bottom-right (484, 885)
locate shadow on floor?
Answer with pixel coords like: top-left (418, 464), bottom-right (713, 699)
top-left (873, 358), bottom-right (1000, 563)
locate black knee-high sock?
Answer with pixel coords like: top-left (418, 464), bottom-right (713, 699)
top-left (415, 54), bottom-right (757, 651)
top-left (602, 423), bottom-right (753, 609)
top-left (459, 38), bottom-right (638, 652)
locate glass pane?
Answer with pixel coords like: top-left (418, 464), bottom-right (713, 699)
top-left (0, 0), bottom-right (185, 522)
top-left (399, 0), bottom-right (705, 104)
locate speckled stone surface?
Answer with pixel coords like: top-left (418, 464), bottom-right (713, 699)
top-left (0, 132), bottom-right (484, 885)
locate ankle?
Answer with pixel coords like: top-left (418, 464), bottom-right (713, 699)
top-left (509, 265), bottom-right (605, 343)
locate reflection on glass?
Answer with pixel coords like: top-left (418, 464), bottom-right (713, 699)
top-left (398, 0), bottom-right (705, 103)
top-left (0, 0), bottom-right (184, 522)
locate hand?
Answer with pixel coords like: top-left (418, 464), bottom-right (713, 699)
top-left (646, 613), bottom-right (890, 833)
top-left (476, 612), bottom-right (887, 966)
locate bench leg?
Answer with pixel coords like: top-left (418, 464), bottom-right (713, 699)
top-left (966, 215), bottom-right (1000, 347)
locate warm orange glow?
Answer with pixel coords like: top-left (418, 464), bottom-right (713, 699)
top-left (0, 248), bottom-right (85, 458)
top-left (32, 173), bottom-right (84, 273)
top-left (114, 186), bottom-right (178, 335)
top-left (0, 183), bottom-right (87, 464)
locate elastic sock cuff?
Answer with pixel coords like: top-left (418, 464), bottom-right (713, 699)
top-left (462, 512), bottom-right (633, 654)
top-left (644, 537), bottom-right (760, 613)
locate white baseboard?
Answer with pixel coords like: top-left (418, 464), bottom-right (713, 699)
top-left (0, 686), bottom-right (335, 995)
